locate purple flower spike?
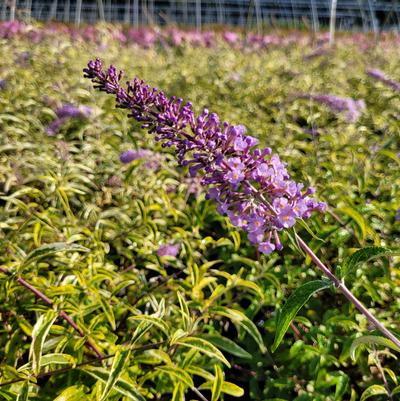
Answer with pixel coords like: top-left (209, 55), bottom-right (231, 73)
top-left (84, 59), bottom-right (326, 254)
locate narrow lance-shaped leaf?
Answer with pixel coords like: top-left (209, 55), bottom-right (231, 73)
top-left (210, 306), bottom-right (266, 353)
top-left (341, 246), bottom-right (395, 277)
top-left (156, 366), bottom-right (194, 388)
top-left (29, 311), bottom-right (58, 375)
top-left (211, 364), bottom-right (223, 401)
top-left (98, 296), bottom-right (116, 331)
top-left (16, 382), bottom-right (29, 401)
top-left (202, 334), bottom-right (252, 359)
top-left (360, 385), bottom-right (388, 401)
top-left (272, 280), bottom-right (331, 352)
top-left (22, 242), bottom-right (89, 268)
top-left (100, 349), bottom-right (131, 401)
top-left (177, 291), bottom-right (191, 331)
top-left (53, 385), bottom-right (88, 401)
top-left (128, 315), bottom-right (169, 335)
top-left (82, 366), bottom-right (145, 401)
top-left (173, 336), bottom-right (231, 368)
top-left (171, 383), bottom-right (185, 401)
top-left (199, 381), bottom-right (244, 397)
top-left (350, 335), bottom-right (400, 361)
top-left (130, 301), bottom-right (166, 345)
top-left (18, 353), bottom-right (76, 372)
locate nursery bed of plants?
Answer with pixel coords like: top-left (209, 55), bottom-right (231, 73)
top-left (0, 22), bottom-right (399, 401)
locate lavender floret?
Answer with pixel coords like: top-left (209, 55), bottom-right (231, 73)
top-left (84, 58), bottom-right (326, 254)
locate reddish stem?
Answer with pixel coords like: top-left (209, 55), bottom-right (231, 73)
top-left (0, 266), bottom-right (103, 358)
top-left (295, 234), bottom-right (400, 349)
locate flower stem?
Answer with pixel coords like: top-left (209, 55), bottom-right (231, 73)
top-left (0, 266), bottom-right (103, 358)
top-left (294, 234), bottom-right (400, 349)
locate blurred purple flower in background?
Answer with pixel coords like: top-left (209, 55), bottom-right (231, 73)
top-left (56, 104), bottom-right (92, 119)
top-left (395, 209), bottom-right (400, 222)
top-left (157, 243), bottom-right (180, 257)
top-left (223, 31), bottom-right (239, 44)
top-left (119, 149), bottom-right (163, 170)
top-left (367, 68), bottom-right (400, 92)
top-left (84, 58), bottom-right (326, 254)
top-left (15, 51), bottom-right (31, 66)
top-left (303, 47), bottom-right (330, 60)
top-left (0, 79), bottom-right (6, 90)
top-left (46, 103), bottom-right (92, 136)
top-left (298, 94), bottom-right (366, 123)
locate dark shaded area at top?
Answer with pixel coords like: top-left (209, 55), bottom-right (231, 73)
top-left (2, 0), bottom-right (400, 31)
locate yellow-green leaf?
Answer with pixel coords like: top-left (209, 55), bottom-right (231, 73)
top-left (211, 364), bottom-right (223, 401)
top-left (174, 336), bottom-right (231, 368)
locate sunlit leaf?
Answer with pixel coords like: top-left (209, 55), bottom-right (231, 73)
top-left (29, 311), bottom-right (58, 375)
top-left (272, 280), bottom-right (331, 352)
top-left (360, 385), bottom-right (387, 401)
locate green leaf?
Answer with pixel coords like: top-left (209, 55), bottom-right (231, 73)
top-left (98, 297), bottom-right (116, 331)
top-left (129, 315), bottom-right (169, 335)
top-left (53, 385), bottom-right (88, 401)
top-left (341, 247), bottom-right (395, 277)
top-left (0, 389), bottom-right (17, 401)
top-left (100, 349), bottom-right (131, 401)
top-left (81, 366), bottom-right (145, 401)
top-left (16, 382), bottom-right (29, 401)
top-left (334, 373), bottom-right (349, 401)
top-left (18, 353), bottom-right (76, 371)
top-left (130, 300), bottom-right (166, 344)
top-left (174, 336), bottom-right (231, 368)
top-left (171, 383), bottom-right (185, 401)
top-left (211, 364), bottom-right (223, 401)
top-left (210, 306), bottom-right (266, 353)
top-left (202, 334), bottom-right (252, 359)
top-left (199, 381), bottom-right (244, 397)
top-left (29, 311), bottom-right (58, 375)
top-left (177, 291), bottom-right (191, 331)
top-left (337, 207), bottom-right (368, 241)
top-left (350, 335), bottom-right (400, 360)
top-left (156, 366), bottom-right (194, 388)
top-left (22, 242), bottom-right (89, 268)
top-left (360, 385), bottom-right (388, 401)
top-left (272, 280), bottom-right (331, 352)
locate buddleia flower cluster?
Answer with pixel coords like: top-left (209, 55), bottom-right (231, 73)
top-left (84, 58), bottom-right (326, 254)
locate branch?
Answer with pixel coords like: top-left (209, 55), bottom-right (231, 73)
top-left (0, 341), bottom-right (167, 387)
top-left (0, 266), bottom-right (103, 358)
top-left (294, 234), bottom-right (400, 349)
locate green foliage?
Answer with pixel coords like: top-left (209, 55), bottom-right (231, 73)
top-left (272, 280), bottom-right (332, 352)
top-left (29, 311), bottom-right (58, 375)
top-left (0, 23), bottom-right (399, 401)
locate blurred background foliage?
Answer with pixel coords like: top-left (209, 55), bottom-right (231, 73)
top-left (0, 25), bottom-right (399, 401)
